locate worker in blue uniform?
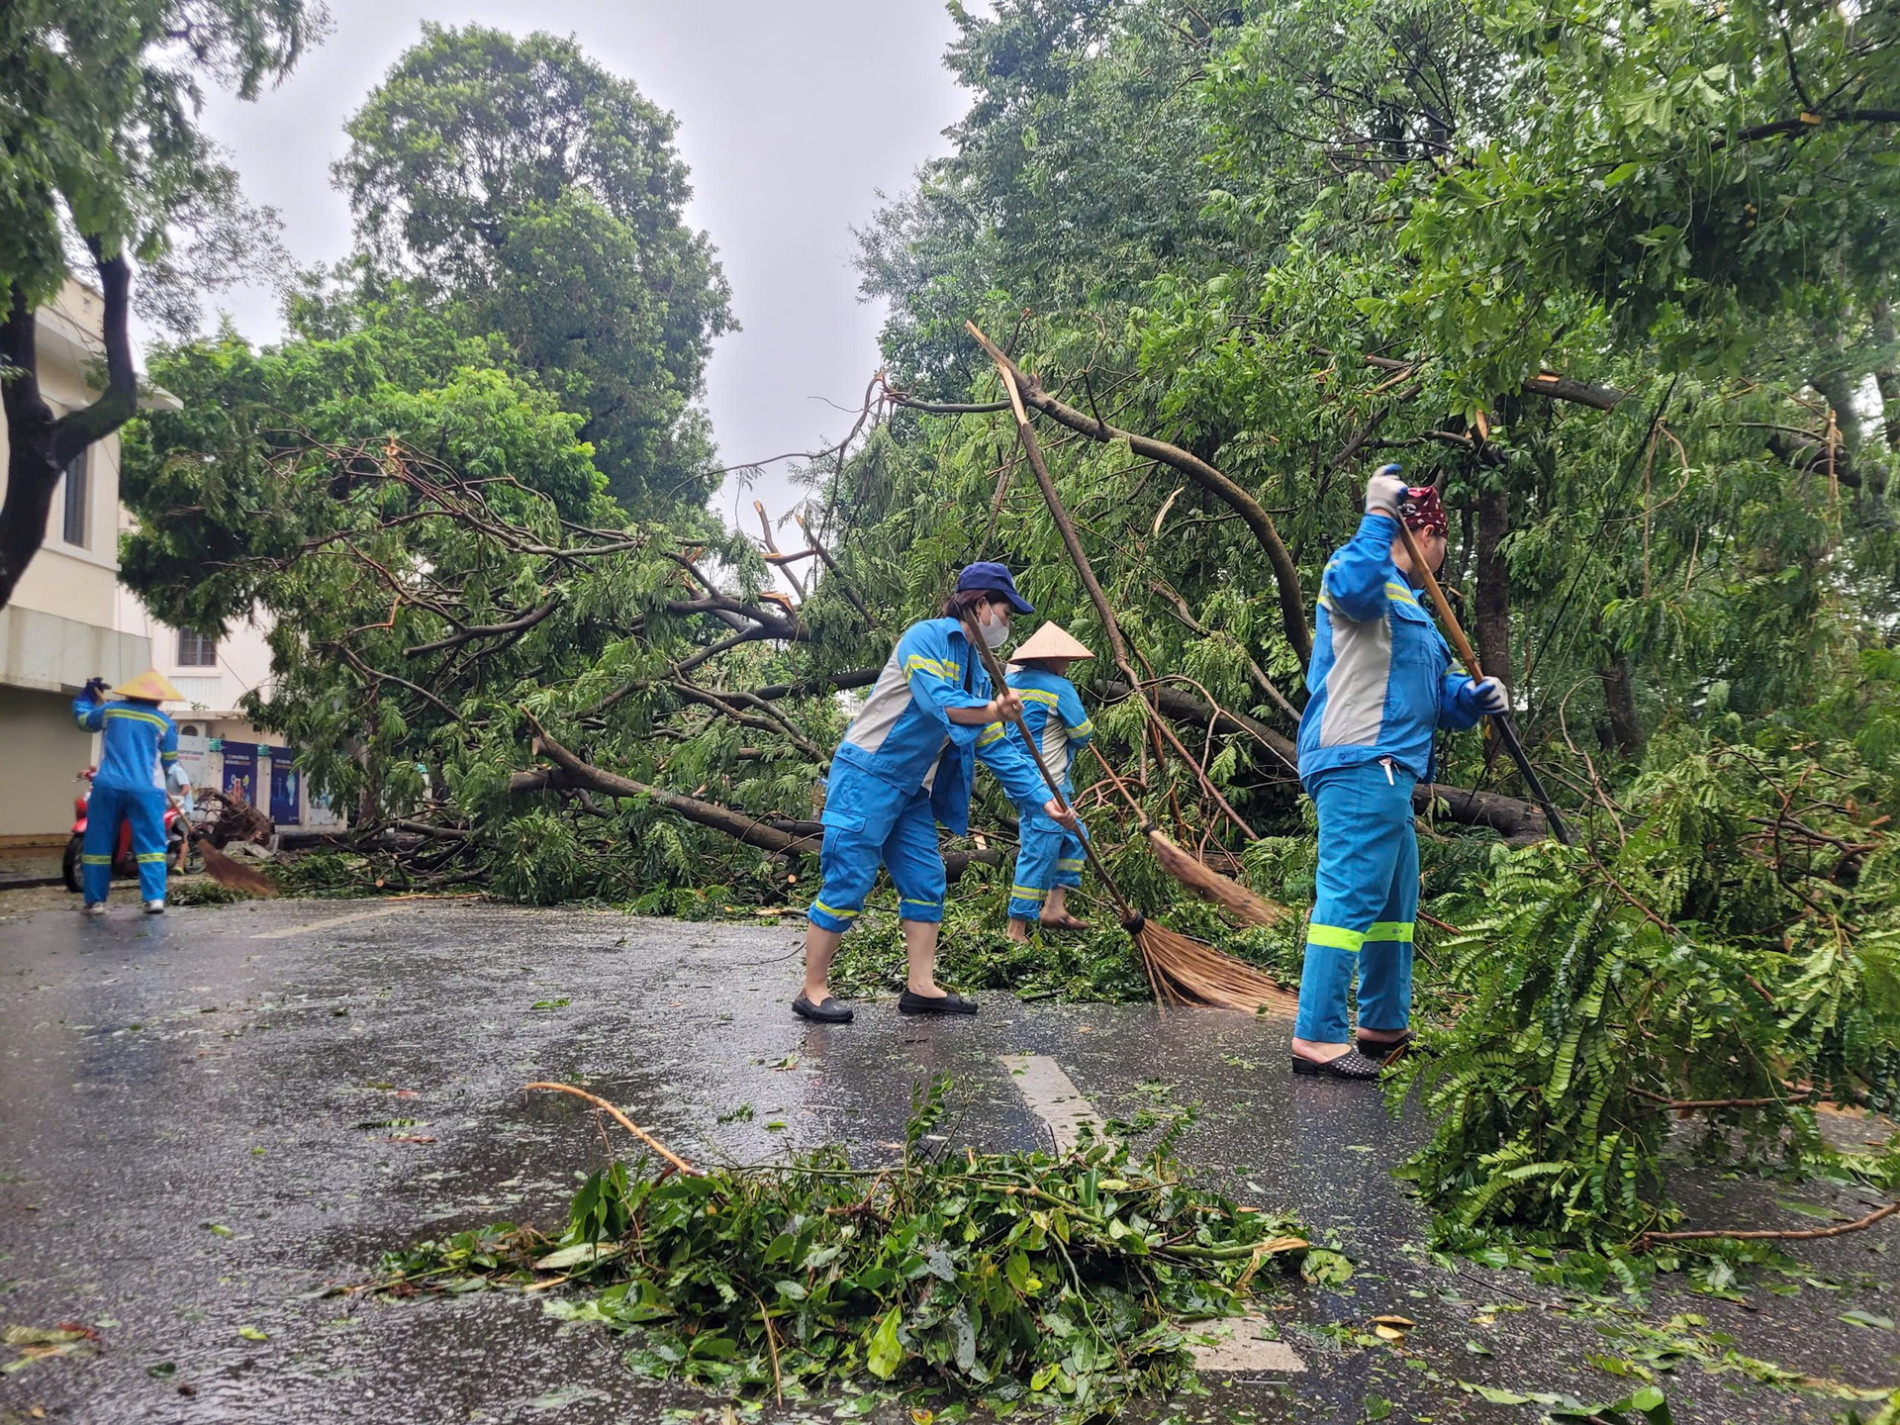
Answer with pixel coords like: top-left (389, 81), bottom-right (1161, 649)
top-left (1002, 622), bottom-right (1097, 940)
top-left (73, 669), bottom-right (182, 916)
top-left (1290, 467), bottom-right (1509, 1078)
top-left (796, 563), bottom-right (1079, 1024)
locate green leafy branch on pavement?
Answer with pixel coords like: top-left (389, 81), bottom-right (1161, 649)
top-left (378, 1079), bottom-right (1319, 1410)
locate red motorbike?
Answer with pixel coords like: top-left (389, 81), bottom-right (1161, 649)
top-left (61, 768), bottom-right (192, 893)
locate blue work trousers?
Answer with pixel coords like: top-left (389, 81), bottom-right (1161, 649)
top-left (1293, 761), bottom-right (1418, 1043)
top-left (1008, 805), bottom-right (1087, 920)
top-left (807, 763), bottom-right (946, 932)
top-left (82, 782), bottom-right (168, 905)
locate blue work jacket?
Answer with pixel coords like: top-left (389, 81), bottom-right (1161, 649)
top-left (1296, 512), bottom-right (1484, 786)
top-left (832, 617), bottom-right (1047, 834)
top-left (73, 695), bottom-right (178, 793)
top-left (1004, 667), bottom-right (1094, 793)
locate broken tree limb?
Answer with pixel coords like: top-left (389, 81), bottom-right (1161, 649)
top-left (1638, 1198), bottom-right (1899, 1247)
top-left (522, 1082), bottom-right (699, 1177)
top-left (961, 320), bottom-right (1313, 666)
top-left (981, 343), bottom-right (1258, 842)
top-left (1353, 352), bottom-right (1626, 411)
top-left (753, 500), bottom-right (809, 600)
top-left (793, 512), bottom-right (881, 629)
top-left (523, 716), bottom-right (822, 856)
top-left (1094, 678), bottom-right (1552, 840)
top-left (506, 758), bottom-right (1001, 880)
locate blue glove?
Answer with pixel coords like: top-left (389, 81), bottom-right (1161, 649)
top-left (1468, 677), bottom-right (1509, 715)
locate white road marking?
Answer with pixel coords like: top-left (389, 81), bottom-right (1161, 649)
top-left (999, 1054), bottom-right (1104, 1154)
top-left (251, 906), bottom-right (407, 941)
top-left (1187, 1316), bottom-right (1307, 1374)
top-left (1000, 1053), bottom-right (1307, 1377)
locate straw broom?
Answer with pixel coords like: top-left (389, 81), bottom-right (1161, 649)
top-left (170, 793), bottom-right (278, 897)
top-left (962, 618), bottom-right (1296, 1015)
top-left (1087, 745), bottom-right (1292, 932)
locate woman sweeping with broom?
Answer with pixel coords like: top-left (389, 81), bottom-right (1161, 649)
top-left (795, 563), bottom-right (1078, 1024)
top-left (1290, 466), bottom-right (1509, 1079)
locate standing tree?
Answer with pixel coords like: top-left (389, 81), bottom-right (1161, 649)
top-left (337, 25), bottom-right (736, 516)
top-left (0, 0), bottom-right (326, 610)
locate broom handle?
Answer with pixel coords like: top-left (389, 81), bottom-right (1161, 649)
top-left (1391, 516), bottom-right (1575, 847)
top-left (962, 621), bottom-right (1141, 922)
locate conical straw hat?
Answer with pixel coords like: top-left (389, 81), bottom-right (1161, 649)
top-left (110, 669), bottom-right (183, 702)
top-left (1011, 621), bottom-right (1095, 663)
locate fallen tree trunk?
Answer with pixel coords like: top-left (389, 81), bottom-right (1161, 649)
top-left (1093, 679), bottom-right (1551, 841)
top-left (508, 754), bottom-right (999, 879)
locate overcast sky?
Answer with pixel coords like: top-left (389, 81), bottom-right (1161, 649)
top-left (186, 0), bottom-right (972, 525)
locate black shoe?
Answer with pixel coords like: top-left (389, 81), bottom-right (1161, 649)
top-left (792, 995), bottom-right (854, 1024)
top-left (1357, 1030), bottom-right (1415, 1062)
top-left (1290, 1050), bottom-right (1384, 1080)
top-left (898, 988), bottom-right (977, 1016)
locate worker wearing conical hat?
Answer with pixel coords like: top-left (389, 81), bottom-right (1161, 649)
top-left (72, 669), bottom-right (182, 915)
top-left (1003, 622), bottom-right (1096, 940)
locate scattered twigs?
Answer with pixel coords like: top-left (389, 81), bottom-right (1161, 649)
top-left (521, 1082), bottom-right (700, 1177)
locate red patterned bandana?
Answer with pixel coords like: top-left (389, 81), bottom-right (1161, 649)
top-left (1402, 485), bottom-right (1448, 536)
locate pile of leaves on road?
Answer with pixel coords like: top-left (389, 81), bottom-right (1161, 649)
top-left (376, 1080), bottom-right (1327, 1410)
top-left (1394, 735), bottom-right (1900, 1259)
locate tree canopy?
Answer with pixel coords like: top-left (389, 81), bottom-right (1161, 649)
top-left (0, 0), bottom-right (325, 607)
top-left (337, 24), bottom-right (735, 515)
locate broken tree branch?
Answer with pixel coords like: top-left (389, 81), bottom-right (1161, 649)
top-left (965, 320), bottom-right (1313, 666)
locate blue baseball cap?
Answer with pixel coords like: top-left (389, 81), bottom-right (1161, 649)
top-left (955, 561), bottom-right (1035, 615)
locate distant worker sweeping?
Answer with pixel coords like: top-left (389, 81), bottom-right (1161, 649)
top-left (796, 563), bottom-right (1079, 1024)
top-left (72, 669), bottom-right (182, 916)
top-left (1290, 465), bottom-right (1510, 1079)
top-left (1003, 622), bottom-right (1096, 940)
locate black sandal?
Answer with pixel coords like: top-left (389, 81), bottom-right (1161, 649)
top-left (792, 995), bottom-right (854, 1024)
top-left (898, 989), bottom-right (978, 1016)
top-left (1357, 1030), bottom-right (1414, 1062)
top-left (1290, 1050), bottom-right (1384, 1080)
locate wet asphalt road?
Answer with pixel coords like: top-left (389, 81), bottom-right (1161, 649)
top-left (1, 897), bottom-right (1897, 1424)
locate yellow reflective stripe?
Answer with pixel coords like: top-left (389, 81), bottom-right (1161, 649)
top-left (1070, 719), bottom-right (1094, 736)
top-left (811, 900), bottom-right (860, 920)
top-left (1016, 688), bottom-right (1060, 707)
top-left (903, 655), bottom-right (954, 681)
top-left (900, 896), bottom-right (941, 908)
top-left (977, 723), bottom-right (1006, 747)
top-left (1010, 885), bottom-right (1048, 900)
top-left (1305, 923), bottom-right (1366, 953)
top-left (104, 708), bottom-right (171, 730)
top-left (1367, 920), bottom-right (1415, 943)
top-left (160, 751), bottom-right (179, 762)
top-left (1056, 859), bottom-right (1086, 870)
top-left (1383, 582), bottom-right (1420, 608)
top-left (136, 852), bottom-right (166, 863)
top-left (81, 854), bottom-right (112, 865)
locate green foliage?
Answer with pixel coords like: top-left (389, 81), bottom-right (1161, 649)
top-left (0, 0), bottom-right (324, 321)
top-left (1395, 739), bottom-right (1900, 1249)
top-left (382, 1078), bottom-right (1315, 1408)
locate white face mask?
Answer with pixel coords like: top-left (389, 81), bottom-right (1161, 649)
top-left (978, 608), bottom-right (1010, 649)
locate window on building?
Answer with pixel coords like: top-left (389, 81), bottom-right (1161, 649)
top-left (177, 630), bottom-right (218, 667)
top-left (61, 451), bottom-right (88, 547)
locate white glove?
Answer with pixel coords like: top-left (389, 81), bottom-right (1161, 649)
top-left (1365, 468), bottom-right (1408, 519)
top-left (1469, 677), bottom-right (1509, 715)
